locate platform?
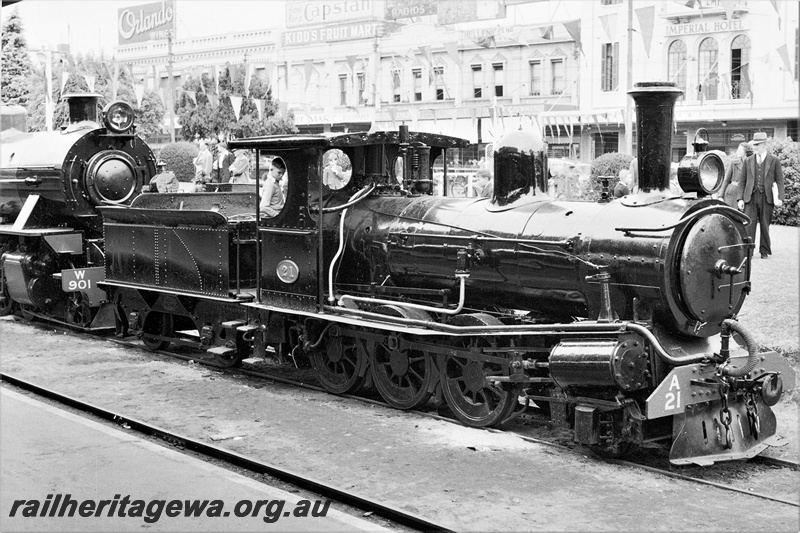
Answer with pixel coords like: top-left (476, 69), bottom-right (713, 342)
top-left (0, 387), bottom-right (387, 532)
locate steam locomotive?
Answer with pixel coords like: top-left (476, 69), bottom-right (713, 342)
top-left (0, 94), bottom-right (156, 327)
top-left (28, 82), bottom-right (794, 466)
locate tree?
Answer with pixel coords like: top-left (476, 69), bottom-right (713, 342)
top-left (1, 9), bottom-right (33, 108)
top-left (134, 90), bottom-right (165, 140)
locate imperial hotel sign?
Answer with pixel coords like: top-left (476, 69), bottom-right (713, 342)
top-left (118, 0), bottom-right (176, 45)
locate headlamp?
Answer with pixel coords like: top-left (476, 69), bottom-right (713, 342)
top-left (677, 127), bottom-right (724, 196)
top-left (103, 101), bottom-right (135, 134)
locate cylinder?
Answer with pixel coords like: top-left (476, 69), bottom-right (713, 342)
top-left (549, 336), bottom-right (647, 391)
top-left (628, 82), bottom-right (683, 192)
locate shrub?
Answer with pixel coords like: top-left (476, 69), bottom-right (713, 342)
top-left (768, 137), bottom-right (799, 227)
top-left (589, 152), bottom-right (633, 194)
top-left (158, 142), bottom-right (199, 182)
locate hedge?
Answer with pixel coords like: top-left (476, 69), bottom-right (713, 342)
top-left (158, 142), bottom-right (200, 182)
top-left (589, 152), bottom-right (633, 195)
top-left (768, 137), bottom-right (799, 227)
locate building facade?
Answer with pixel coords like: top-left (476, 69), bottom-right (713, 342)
top-left (115, 0), bottom-right (798, 162)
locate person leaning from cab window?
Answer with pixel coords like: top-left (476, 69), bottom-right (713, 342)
top-left (260, 158), bottom-right (286, 217)
top-left (323, 153), bottom-right (350, 190)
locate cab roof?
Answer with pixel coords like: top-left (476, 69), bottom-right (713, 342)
top-left (227, 130), bottom-right (470, 151)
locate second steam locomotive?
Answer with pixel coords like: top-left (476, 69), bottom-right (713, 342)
top-left (6, 83), bottom-right (794, 466)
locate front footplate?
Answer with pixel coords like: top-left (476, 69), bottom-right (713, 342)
top-left (669, 397), bottom-right (778, 466)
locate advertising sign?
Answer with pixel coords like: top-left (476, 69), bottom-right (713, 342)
top-left (385, 0), bottom-right (437, 20)
top-left (286, 0), bottom-right (375, 28)
top-left (118, 0), bottom-right (176, 45)
top-left (283, 21), bottom-right (396, 46)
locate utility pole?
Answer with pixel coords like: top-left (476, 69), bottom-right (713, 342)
top-left (625, 0), bottom-right (633, 156)
top-left (166, 29), bottom-right (176, 143)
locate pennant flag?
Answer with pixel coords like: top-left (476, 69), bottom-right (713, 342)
top-left (213, 64), bottom-right (220, 94)
top-left (61, 71), bottom-right (70, 94)
top-left (158, 87), bottom-right (166, 106)
top-left (599, 14), bottom-right (617, 42)
top-left (304, 59), bottom-right (314, 93)
top-left (346, 55), bottom-right (358, 73)
top-left (185, 90), bottom-right (197, 105)
top-left (720, 0), bottom-right (736, 21)
top-left (563, 20), bottom-right (582, 56)
top-left (264, 61), bottom-right (275, 87)
top-left (254, 98), bottom-right (265, 119)
top-left (540, 26), bottom-right (553, 40)
top-left (444, 41), bottom-right (461, 68)
top-left (83, 74), bottom-right (96, 92)
top-left (244, 63), bottom-right (254, 95)
top-left (418, 45), bottom-right (434, 65)
top-left (634, 6), bottom-right (655, 58)
top-left (278, 101), bottom-right (288, 117)
top-left (230, 95), bottom-right (242, 120)
top-left (769, 0), bottom-right (781, 29)
top-left (134, 84), bottom-right (145, 107)
top-left (776, 44), bottom-right (792, 75)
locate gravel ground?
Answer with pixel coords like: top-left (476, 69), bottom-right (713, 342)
top-left (0, 317), bottom-right (797, 532)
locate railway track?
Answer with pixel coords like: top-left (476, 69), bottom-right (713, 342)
top-left (104, 335), bottom-right (800, 509)
top-left (0, 371), bottom-right (454, 533)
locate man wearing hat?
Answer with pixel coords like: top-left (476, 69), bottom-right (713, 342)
top-left (215, 142), bottom-right (235, 183)
top-left (737, 132), bottom-right (785, 259)
top-left (148, 160), bottom-right (180, 193)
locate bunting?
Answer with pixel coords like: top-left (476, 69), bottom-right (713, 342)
top-left (634, 6), bottom-right (655, 58)
top-left (444, 41), bottom-right (461, 68)
top-left (134, 84), bottom-right (145, 108)
top-left (230, 95), bottom-right (242, 120)
top-left (60, 72), bottom-right (70, 94)
top-left (539, 26), bottom-right (553, 40)
top-left (244, 63), bottom-right (254, 95)
top-left (278, 101), bottom-right (288, 117)
top-left (599, 14), bottom-right (617, 42)
top-left (768, 0), bottom-right (781, 30)
top-left (562, 20), bottom-right (582, 56)
top-left (720, 0), bottom-right (735, 21)
top-left (83, 74), bottom-right (96, 92)
top-left (254, 98), bottom-right (264, 119)
top-left (185, 90), bottom-right (196, 105)
top-left (345, 55), bottom-right (358, 73)
top-left (776, 44), bottom-right (792, 75)
top-left (213, 64), bottom-right (220, 94)
top-left (304, 59), bottom-right (314, 93)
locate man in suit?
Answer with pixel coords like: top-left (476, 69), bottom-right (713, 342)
top-left (215, 142), bottom-right (236, 183)
top-left (737, 132), bottom-right (785, 259)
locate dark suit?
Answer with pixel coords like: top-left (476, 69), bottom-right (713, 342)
top-left (738, 152), bottom-right (785, 256)
top-left (214, 151), bottom-right (236, 183)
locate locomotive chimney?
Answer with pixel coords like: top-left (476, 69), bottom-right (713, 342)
top-left (628, 82), bottom-right (683, 193)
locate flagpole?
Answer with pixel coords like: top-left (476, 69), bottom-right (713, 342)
top-left (167, 29), bottom-right (176, 143)
top-left (625, 0), bottom-right (633, 156)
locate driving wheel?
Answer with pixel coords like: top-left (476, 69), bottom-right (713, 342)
top-left (311, 329), bottom-right (366, 394)
top-left (142, 312), bottom-right (171, 351)
top-left (439, 313), bottom-right (517, 428)
top-left (370, 305), bottom-right (435, 410)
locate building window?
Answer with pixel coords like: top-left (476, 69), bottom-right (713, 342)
top-left (357, 72), bottom-right (366, 104)
top-left (601, 43), bottom-right (618, 91)
top-left (412, 68), bottom-right (422, 101)
top-left (593, 132), bottom-right (619, 158)
top-left (529, 61), bottom-right (541, 95)
top-left (667, 40), bottom-right (687, 98)
top-left (730, 34), bottom-right (751, 99)
top-left (551, 58), bottom-right (565, 95)
top-left (391, 70), bottom-right (401, 102)
top-left (698, 37), bottom-right (719, 101)
top-left (493, 63), bottom-right (504, 97)
top-left (434, 66), bottom-right (445, 100)
top-left (601, 0), bottom-right (621, 4)
top-left (339, 74), bottom-right (348, 105)
top-left (471, 64), bottom-right (483, 98)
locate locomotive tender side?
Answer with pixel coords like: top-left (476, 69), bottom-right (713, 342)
top-left (101, 82), bottom-right (794, 466)
top-left (0, 95), bottom-right (155, 326)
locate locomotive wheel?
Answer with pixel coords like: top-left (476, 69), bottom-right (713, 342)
top-left (370, 305), bottom-right (435, 410)
top-left (0, 267), bottom-right (13, 317)
top-left (142, 312), bottom-right (171, 352)
top-left (311, 331), bottom-right (366, 394)
top-left (439, 313), bottom-right (517, 428)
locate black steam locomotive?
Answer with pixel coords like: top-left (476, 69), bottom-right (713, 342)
top-left (0, 94), bottom-right (156, 327)
top-left (91, 82), bottom-right (796, 465)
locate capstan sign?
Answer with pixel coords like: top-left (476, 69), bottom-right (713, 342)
top-left (118, 0), bottom-right (176, 45)
top-left (286, 0), bottom-right (374, 28)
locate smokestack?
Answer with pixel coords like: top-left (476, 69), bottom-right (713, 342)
top-left (628, 82), bottom-right (683, 192)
